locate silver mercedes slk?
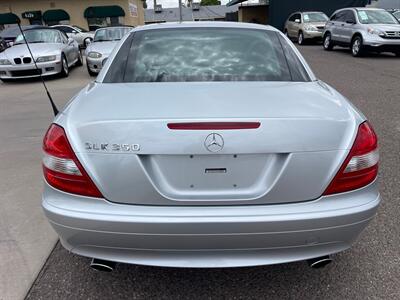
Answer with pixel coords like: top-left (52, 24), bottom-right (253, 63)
top-left (42, 22), bottom-right (380, 270)
top-left (0, 28), bottom-right (82, 81)
top-left (85, 26), bottom-right (132, 76)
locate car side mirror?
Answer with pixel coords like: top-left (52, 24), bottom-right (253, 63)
top-left (295, 19), bottom-right (301, 23)
top-left (68, 38), bottom-right (74, 45)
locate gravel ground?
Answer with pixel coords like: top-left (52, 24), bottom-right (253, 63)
top-left (26, 45), bottom-right (400, 300)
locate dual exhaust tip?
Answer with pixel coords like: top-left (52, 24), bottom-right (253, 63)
top-left (90, 255), bottom-right (332, 272)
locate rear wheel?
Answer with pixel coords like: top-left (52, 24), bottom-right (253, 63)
top-left (59, 55), bottom-right (69, 78)
top-left (351, 36), bottom-right (364, 57)
top-left (298, 31), bottom-right (305, 45)
top-left (323, 33), bottom-right (334, 51)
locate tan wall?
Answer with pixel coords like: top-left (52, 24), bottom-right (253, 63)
top-left (238, 5), bottom-right (269, 25)
top-left (0, 0), bottom-right (144, 29)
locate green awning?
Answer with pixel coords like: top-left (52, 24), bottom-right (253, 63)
top-left (226, 0), bottom-right (248, 6)
top-left (0, 13), bottom-right (20, 25)
top-left (84, 6), bottom-right (126, 18)
top-left (22, 11), bottom-right (42, 20)
top-left (43, 9), bottom-right (70, 22)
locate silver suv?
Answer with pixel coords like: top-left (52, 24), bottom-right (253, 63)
top-left (284, 11), bottom-right (329, 45)
top-left (323, 8), bottom-right (400, 57)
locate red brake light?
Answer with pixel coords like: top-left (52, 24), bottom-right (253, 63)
top-left (323, 121), bottom-right (378, 195)
top-left (167, 122), bottom-right (261, 130)
top-left (42, 124), bottom-right (103, 198)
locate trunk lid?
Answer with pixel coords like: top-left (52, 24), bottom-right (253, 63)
top-left (59, 81), bottom-right (361, 205)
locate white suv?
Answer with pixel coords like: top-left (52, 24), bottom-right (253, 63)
top-left (323, 8), bottom-right (400, 57)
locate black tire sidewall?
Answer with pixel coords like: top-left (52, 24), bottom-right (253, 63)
top-left (60, 55), bottom-right (69, 77)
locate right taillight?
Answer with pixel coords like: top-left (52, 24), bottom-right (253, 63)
top-left (323, 121), bottom-right (379, 195)
top-left (42, 124), bottom-right (103, 198)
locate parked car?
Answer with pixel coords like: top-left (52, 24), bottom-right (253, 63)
top-left (391, 10), bottom-right (400, 21)
top-left (85, 26), bottom-right (132, 76)
top-left (0, 27), bottom-right (82, 81)
top-left (323, 7), bottom-right (400, 57)
top-left (51, 25), bottom-right (94, 48)
top-left (0, 25), bottom-right (41, 46)
top-left (284, 11), bottom-right (329, 45)
top-left (41, 22), bottom-right (380, 271)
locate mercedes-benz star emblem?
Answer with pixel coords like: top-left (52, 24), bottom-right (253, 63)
top-left (204, 133), bottom-right (224, 152)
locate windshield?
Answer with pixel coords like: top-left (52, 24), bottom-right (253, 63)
top-left (303, 13), bottom-right (328, 23)
top-left (94, 27), bottom-right (131, 42)
top-left (357, 10), bottom-right (399, 24)
top-left (104, 28), bottom-right (310, 83)
top-left (14, 29), bottom-right (61, 45)
top-left (73, 25), bottom-right (87, 32)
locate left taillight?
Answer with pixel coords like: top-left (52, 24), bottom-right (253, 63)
top-left (42, 124), bottom-right (103, 198)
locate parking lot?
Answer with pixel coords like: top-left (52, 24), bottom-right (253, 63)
top-left (1, 45), bottom-right (400, 299)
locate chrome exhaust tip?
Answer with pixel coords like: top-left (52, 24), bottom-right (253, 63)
top-left (90, 258), bottom-right (116, 272)
top-left (307, 255), bottom-right (332, 269)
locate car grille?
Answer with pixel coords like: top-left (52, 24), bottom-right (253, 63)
top-left (13, 57), bottom-right (33, 64)
top-left (384, 31), bottom-right (400, 39)
top-left (10, 69), bottom-right (42, 77)
top-left (316, 26), bottom-right (325, 30)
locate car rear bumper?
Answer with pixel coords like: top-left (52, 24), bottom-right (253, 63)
top-left (42, 181), bottom-right (380, 268)
top-left (0, 60), bottom-right (62, 79)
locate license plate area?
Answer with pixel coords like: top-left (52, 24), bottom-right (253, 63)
top-left (139, 154), bottom-right (287, 201)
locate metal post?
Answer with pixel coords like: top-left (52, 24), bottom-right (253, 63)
top-left (179, 0), bottom-right (183, 22)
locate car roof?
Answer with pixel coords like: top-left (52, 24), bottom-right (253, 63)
top-left (137, 21), bottom-right (277, 33)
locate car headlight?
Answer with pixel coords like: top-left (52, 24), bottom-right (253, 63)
top-left (0, 59), bottom-right (11, 65)
top-left (367, 28), bottom-right (385, 37)
top-left (36, 55), bottom-right (57, 63)
top-left (304, 25), bottom-right (317, 31)
top-left (88, 52), bottom-right (102, 59)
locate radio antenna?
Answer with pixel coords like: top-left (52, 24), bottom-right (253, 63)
top-left (16, 22), bottom-right (59, 116)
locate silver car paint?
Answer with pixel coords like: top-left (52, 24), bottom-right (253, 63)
top-left (0, 33), bottom-right (80, 79)
top-left (85, 41), bottom-right (119, 74)
top-left (284, 12), bottom-right (328, 41)
top-left (43, 22), bottom-right (380, 268)
top-left (325, 8), bottom-right (400, 47)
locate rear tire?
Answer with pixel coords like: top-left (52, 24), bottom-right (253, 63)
top-left (59, 55), bottom-right (69, 78)
top-left (351, 36), bottom-right (364, 57)
top-left (323, 33), bottom-right (334, 51)
top-left (298, 31), bottom-right (305, 45)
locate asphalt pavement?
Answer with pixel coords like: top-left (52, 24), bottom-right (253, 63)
top-left (3, 45), bottom-right (400, 300)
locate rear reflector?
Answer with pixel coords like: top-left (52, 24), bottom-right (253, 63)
top-left (42, 124), bottom-right (103, 198)
top-left (323, 121), bottom-right (378, 195)
top-left (167, 122), bottom-right (261, 130)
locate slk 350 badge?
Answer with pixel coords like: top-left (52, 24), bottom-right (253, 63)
top-left (85, 142), bottom-right (140, 152)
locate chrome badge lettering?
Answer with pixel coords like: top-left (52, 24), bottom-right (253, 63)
top-left (85, 142), bottom-right (140, 152)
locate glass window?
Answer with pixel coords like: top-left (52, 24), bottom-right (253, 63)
top-left (73, 25), bottom-right (88, 32)
top-left (289, 14), bottom-right (297, 22)
top-left (14, 29), bottom-right (62, 44)
top-left (357, 9), bottom-right (399, 24)
top-left (94, 27), bottom-right (131, 42)
top-left (344, 11), bottom-right (356, 23)
top-left (87, 17), bottom-right (124, 31)
top-left (105, 28), bottom-right (311, 83)
top-left (303, 12), bottom-right (328, 23)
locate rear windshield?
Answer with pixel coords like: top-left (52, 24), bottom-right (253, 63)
top-left (103, 28), bottom-right (310, 83)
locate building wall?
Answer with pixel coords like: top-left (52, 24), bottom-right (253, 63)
top-left (0, 0), bottom-right (144, 29)
top-left (238, 5), bottom-right (269, 24)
